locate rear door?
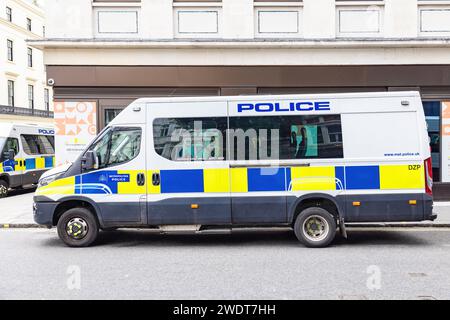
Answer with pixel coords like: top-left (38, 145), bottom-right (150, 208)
top-left (147, 101), bottom-right (231, 226)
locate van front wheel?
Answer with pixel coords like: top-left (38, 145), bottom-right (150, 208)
top-left (294, 207), bottom-right (337, 248)
top-left (0, 180), bottom-right (9, 198)
top-left (57, 208), bottom-right (99, 247)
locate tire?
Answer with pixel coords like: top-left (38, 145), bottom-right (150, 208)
top-left (57, 208), bottom-right (99, 247)
top-left (0, 180), bottom-right (9, 198)
top-left (294, 207), bottom-right (337, 248)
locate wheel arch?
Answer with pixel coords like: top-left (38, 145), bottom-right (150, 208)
top-left (288, 193), bottom-right (344, 224)
top-left (52, 196), bottom-right (104, 227)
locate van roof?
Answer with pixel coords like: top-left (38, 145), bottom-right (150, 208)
top-left (133, 91), bottom-right (421, 104)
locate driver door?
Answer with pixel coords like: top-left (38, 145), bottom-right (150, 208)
top-left (80, 126), bottom-right (147, 224)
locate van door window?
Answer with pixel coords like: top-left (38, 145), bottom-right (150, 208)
top-left (107, 128), bottom-right (141, 166)
top-left (87, 127), bottom-right (142, 170)
top-left (0, 138), bottom-right (19, 162)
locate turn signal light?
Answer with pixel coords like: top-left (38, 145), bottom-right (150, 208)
top-left (191, 204), bottom-right (199, 209)
top-left (409, 200), bottom-right (417, 205)
top-left (352, 202), bottom-right (361, 207)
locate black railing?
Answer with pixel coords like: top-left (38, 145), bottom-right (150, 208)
top-left (0, 105), bottom-right (53, 118)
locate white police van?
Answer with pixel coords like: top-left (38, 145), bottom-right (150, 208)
top-left (34, 92), bottom-right (435, 247)
top-left (0, 124), bottom-right (55, 197)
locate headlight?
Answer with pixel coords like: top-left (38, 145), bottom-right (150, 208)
top-left (38, 173), bottom-right (63, 188)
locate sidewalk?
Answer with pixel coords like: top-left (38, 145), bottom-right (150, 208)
top-left (1, 191), bottom-right (450, 228)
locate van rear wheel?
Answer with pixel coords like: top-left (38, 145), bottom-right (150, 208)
top-left (294, 207), bottom-right (337, 248)
top-left (57, 208), bottom-right (99, 247)
top-left (0, 180), bottom-right (9, 198)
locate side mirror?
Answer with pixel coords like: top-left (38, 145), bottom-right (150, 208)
top-left (7, 149), bottom-right (15, 160)
top-left (81, 150), bottom-right (97, 171)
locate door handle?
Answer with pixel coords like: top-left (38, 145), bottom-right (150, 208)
top-left (137, 173), bottom-right (145, 186)
top-left (152, 172), bottom-right (160, 186)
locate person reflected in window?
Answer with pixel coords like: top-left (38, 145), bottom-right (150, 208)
top-left (296, 127), bottom-right (308, 159)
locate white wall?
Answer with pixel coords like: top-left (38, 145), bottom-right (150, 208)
top-left (0, 0), bottom-right (52, 111)
top-left (385, 0), bottom-right (417, 38)
top-left (41, 0), bottom-right (450, 41)
top-left (222, 0), bottom-right (253, 39)
top-left (143, 0), bottom-right (173, 39)
top-left (44, 0), bottom-right (92, 39)
top-left (303, 0), bottom-right (335, 39)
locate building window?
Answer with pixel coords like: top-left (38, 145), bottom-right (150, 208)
top-left (6, 6), bottom-right (12, 22)
top-left (7, 80), bottom-right (15, 107)
top-left (44, 89), bottom-right (50, 111)
top-left (27, 48), bottom-right (33, 67)
top-left (7, 39), bottom-right (13, 61)
top-left (105, 109), bottom-right (122, 126)
top-left (423, 101), bottom-right (441, 182)
top-left (28, 85), bottom-right (34, 109)
top-left (26, 18), bottom-right (32, 31)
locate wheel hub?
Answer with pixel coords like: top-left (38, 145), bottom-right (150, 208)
top-left (66, 218), bottom-right (88, 240)
top-left (303, 215), bottom-right (329, 242)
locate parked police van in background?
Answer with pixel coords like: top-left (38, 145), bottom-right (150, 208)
top-left (33, 92), bottom-right (435, 247)
top-left (0, 124), bottom-right (55, 197)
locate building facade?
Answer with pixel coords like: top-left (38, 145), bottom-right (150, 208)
top-left (0, 0), bottom-right (53, 124)
top-left (33, 0), bottom-right (450, 198)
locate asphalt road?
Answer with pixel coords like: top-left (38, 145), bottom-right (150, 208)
top-left (1, 228), bottom-right (450, 300)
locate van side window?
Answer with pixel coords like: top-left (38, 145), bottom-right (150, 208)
top-left (229, 115), bottom-right (343, 160)
top-left (153, 118), bottom-right (227, 161)
top-left (88, 127), bottom-right (142, 169)
top-left (20, 135), bottom-right (54, 155)
top-left (0, 138), bottom-right (19, 162)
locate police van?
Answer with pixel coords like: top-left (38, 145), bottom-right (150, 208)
top-left (0, 124), bottom-right (55, 197)
top-left (34, 92), bottom-right (435, 247)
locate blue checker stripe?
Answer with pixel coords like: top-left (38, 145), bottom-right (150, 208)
top-left (25, 158), bottom-right (36, 170)
top-left (161, 169), bottom-right (204, 193)
top-left (75, 176), bottom-right (82, 194)
top-left (44, 157), bottom-right (53, 168)
top-left (247, 167), bottom-right (286, 192)
top-left (345, 165), bottom-right (380, 190)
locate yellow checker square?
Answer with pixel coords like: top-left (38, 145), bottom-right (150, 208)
top-left (35, 157), bottom-right (45, 169)
top-left (117, 170), bottom-right (146, 194)
top-left (290, 166), bottom-right (336, 191)
top-left (147, 170), bottom-right (161, 194)
top-left (0, 163), bottom-right (3, 173)
top-left (16, 158), bottom-right (25, 171)
top-left (36, 176), bottom-right (75, 196)
top-left (204, 168), bottom-right (230, 193)
top-left (231, 168), bottom-right (248, 193)
top-left (380, 164), bottom-right (425, 190)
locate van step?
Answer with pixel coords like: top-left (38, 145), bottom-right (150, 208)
top-left (198, 228), bottom-right (232, 235)
top-left (159, 225), bottom-right (201, 233)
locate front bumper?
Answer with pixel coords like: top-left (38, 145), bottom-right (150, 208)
top-left (33, 197), bottom-right (58, 227)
